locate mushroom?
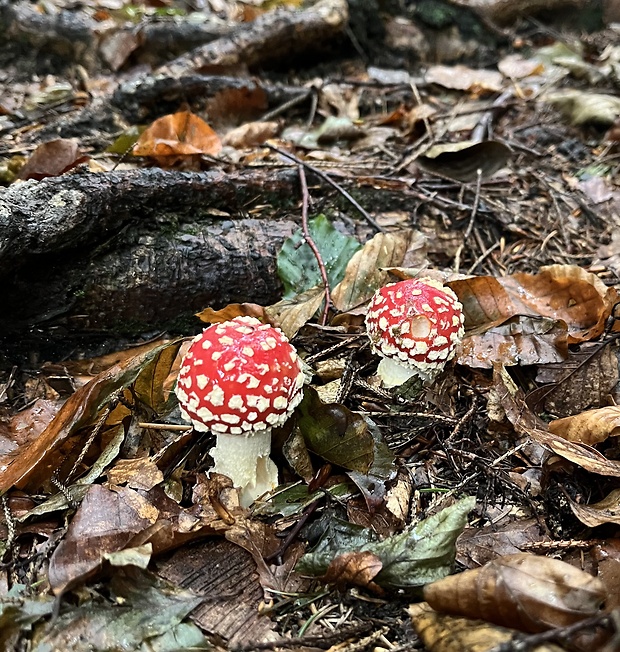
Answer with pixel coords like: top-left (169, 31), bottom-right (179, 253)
top-left (365, 278), bottom-right (465, 388)
top-left (175, 316), bottom-right (305, 506)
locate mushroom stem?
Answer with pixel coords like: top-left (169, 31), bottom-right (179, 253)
top-left (210, 429), bottom-right (278, 507)
top-left (376, 357), bottom-right (418, 388)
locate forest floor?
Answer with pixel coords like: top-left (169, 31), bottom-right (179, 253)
top-left (1, 1), bottom-right (620, 651)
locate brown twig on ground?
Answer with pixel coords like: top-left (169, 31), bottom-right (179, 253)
top-left (298, 164), bottom-right (331, 325)
top-left (266, 144), bottom-right (384, 233)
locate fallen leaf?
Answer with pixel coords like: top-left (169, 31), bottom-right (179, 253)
top-left (423, 553), bottom-right (606, 633)
top-left (17, 139), bottom-right (87, 180)
top-left (265, 285), bottom-right (326, 339)
top-left (222, 120), bottom-right (280, 148)
top-left (569, 489), bottom-right (620, 528)
top-left (409, 602), bottom-right (566, 652)
top-left (425, 65), bottom-right (504, 93)
top-left (549, 406), bottom-right (620, 445)
top-left (543, 90), bottom-right (620, 126)
top-left (322, 551), bottom-right (383, 593)
top-left (132, 110), bottom-right (222, 158)
top-left (498, 53), bottom-right (545, 79)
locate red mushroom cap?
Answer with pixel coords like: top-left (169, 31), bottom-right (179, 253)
top-left (365, 278), bottom-right (464, 381)
top-left (175, 316), bottom-right (305, 434)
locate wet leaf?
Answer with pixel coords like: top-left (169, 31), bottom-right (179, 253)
top-left (425, 65), bottom-right (504, 93)
top-left (409, 602), bottom-right (566, 652)
top-left (17, 139), bottom-right (88, 180)
top-left (277, 214), bottom-right (361, 298)
top-left (0, 341), bottom-right (181, 494)
top-left (423, 553), bottom-right (607, 633)
top-left (331, 229), bottom-right (416, 312)
top-left (549, 406), bottom-right (620, 445)
top-left (33, 568), bottom-right (206, 652)
top-left (452, 265), bottom-right (617, 368)
top-left (322, 551), bottom-right (383, 593)
top-left (417, 140), bottom-right (511, 183)
top-left (132, 110), bottom-right (222, 158)
top-left (297, 496), bottom-right (475, 595)
top-left (0, 587), bottom-right (55, 650)
top-left (569, 489), bottom-right (620, 527)
top-left (296, 387), bottom-right (374, 474)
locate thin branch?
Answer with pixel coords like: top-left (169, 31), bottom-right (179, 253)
top-left (298, 164), bottom-right (331, 325)
top-left (267, 144), bottom-right (384, 233)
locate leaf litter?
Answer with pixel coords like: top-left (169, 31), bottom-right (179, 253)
top-left (1, 2), bottom-right (620, 651)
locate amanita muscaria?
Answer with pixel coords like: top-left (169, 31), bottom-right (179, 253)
top-left (365, 278), bottom-right (465, 387)
top-left (175, 316), bottom-right (305, 506)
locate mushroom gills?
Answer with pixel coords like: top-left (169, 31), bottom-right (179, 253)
top-left (210, 429), bottom-right (278, 507)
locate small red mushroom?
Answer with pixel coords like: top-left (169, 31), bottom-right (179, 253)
top-left (365, 278), bottom-right (464, 387)
top-left (175, 316), bottom-right (305, 506)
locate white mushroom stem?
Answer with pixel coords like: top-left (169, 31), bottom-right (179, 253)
top-left (210, 429), bottom-right (278, 507)
top-left (376, 357), bottom-right (418, 388)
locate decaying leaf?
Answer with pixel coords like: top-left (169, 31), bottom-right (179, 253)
top-left (322, 551), bottom-right (383, 593)
top-left (34, 568), bottom-right (206, 651)
top-left (494, 364), bottom-right (620, 477)
top-left (549, 406), bottom-right (620, 445)
top-left (17, 139), bottom-right (87, 180)
top-left (543, 90), bottom-right (620, 126)
top-left (297, 496), bottom-right (475, 594)
top-left (196, 302), bottom-right (269, 325)
top-left (409, 602), bottom-right (566, 652)
top-left (331, 229), bottom-right (419, 312)
top-left (296, 387), bottom-right (375, 474)
top-left (452, 265), bottom-right (617, 368)
top-left (132, 110), bottom-right (222, 159)
top-left (265, 285), bottom-right (325, 339)
top-left (569, 489), bottom-right (620, 528)
top-left (417, 140), bottom-right (512, 183)
top-left (423, 553), bottom-right (607, 633)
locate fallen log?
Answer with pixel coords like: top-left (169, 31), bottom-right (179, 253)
top-left (0, 168), bottom-right (301, 335)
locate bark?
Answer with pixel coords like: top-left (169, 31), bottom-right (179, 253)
top-left (0, 168), bottom-right (301, 334)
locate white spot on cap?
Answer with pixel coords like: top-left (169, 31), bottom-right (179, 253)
top-left (256, 364), bottom-right (269, 375)
top-left (246, 375), bottom-right (260, 389)
top-left (206, 385), bottom-right (225, 406)
top-left (228, 395), bottom-right (245, 410)
top-left (221, 413), bottom-right (241, 425)
top-left (379, 317), bottom-right (388, 329)
top-left (247, 412), bottom-right (258, 421)
top-left (201, 340), bottom-right (212, 349)
top-left (212, 423), bottom-right (228, 433)
top-left (219, 335), bottom-right (234, 346)
top-left (197, 406), bottom-right (214, 420)
top-left (265, 412), bottom-right (282, 425)
top-left (242, 346), bottom-right (254, 357)
top-left (196, 374), bottom-right (209, 390)
top-left (434, 335), bottom-right (448, 346)
top-left (265, 337), bottom-right (277, 349)
top-left (223, 361), bottom-right (235, 372)
top-left (273, 396), bottom-right (288, 410)
top-left (211, 351), bottom-right (222, 361)
top-left (247, 395), bottom-right (270, 412)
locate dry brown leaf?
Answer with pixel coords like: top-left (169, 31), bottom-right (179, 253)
top-left (107, 457), bottom-right (164, 491)
top-left (132, 110), bottom-right (222, 159)
top-left (206, 86), bottom-right (268, 127)
top-left (331, 229), bottom-right (419, 312)
top-left (265, 285), bottom-right (325, 339)
top-left (530, 344), bottom-right (619, 418)
top-left (494, 363), bottom-right (620, 477)
top-left (196, 303), bottom-right (270, 325)
top-left (409, 602), bottom-right (566, 652)
top-left (569, 489), bottom-right (620, 528)
top-left (451, 265), bottom-right (617, 369)
top-left (549, 406), bottom-right (620, 445)
top-left (322, 550), bottom-right (384, 594)
top-left (423, 553), bottom-right (606, 634)
top-left (222, 120), bottom-right (280, 148)
top-left (425, 65), bottom-right (504, 93)
top-left (17, 139), bottom-right (88, 180)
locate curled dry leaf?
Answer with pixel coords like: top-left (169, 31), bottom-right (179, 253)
top-left (132, 110), bottom-right (222, 159)
top-left (549, 406), bottom-right (620, 445)
top-left (569, 488), bottom-right (620, 528)
top-left (423, 553), bottom-right (607, 634)
top-left (196, 303), bottom-right (269, 325)
top-left (451, 265), bottom-right (617, 368)
top-left (409, 603), bottom-right (566, 652)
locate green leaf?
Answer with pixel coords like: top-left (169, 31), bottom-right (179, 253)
top-left (296, 387), bottom-right (375, 473)
top-left (277, 214), bottom-right (361, 298)
top-left (297, 496), bottom-right (476, 595)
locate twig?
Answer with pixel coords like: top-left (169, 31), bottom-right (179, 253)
top-left (267, 144), bottom-right (384, 233)
top-left (260, 89), bottom-right (313, 121)
top-left (298, 164), bottom-right (331, 325)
